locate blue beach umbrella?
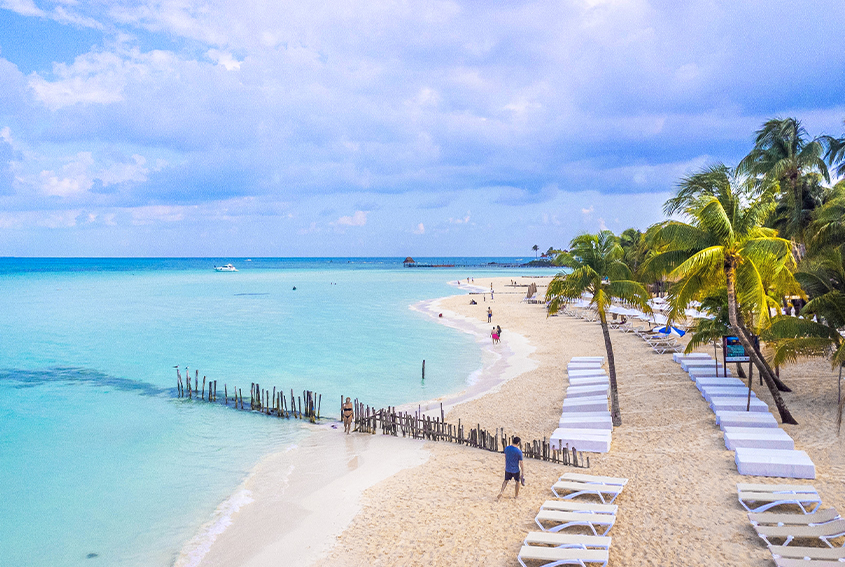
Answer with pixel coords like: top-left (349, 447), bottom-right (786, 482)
top-left (656, 325), bottom-right (686, 337)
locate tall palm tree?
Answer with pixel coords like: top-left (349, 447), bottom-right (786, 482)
top-left (533, 244), bottom-right (539, 258)
top-left (645, 165), bottom-right (801, 424)
top-left (738, 117), bottom-right (830, 257)
top-left (821, 120), bottom-right (845, 178)
top-left (546, 231), bottom-right (652, 426)
top-left (763, 245), bottom-right (845, 368)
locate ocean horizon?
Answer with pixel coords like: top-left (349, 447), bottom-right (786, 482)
top-left (0, 257), bottom-right (554, 566)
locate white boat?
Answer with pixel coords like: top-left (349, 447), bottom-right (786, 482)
top-left (214, 264), bottom-right (238, 272)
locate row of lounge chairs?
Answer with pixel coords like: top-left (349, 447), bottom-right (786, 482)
top-left (518, 473), bottom-right (629, 567)
top-left (673, 353), bottom-right (816, 479)
top-left (738, 483), bottom-right (845, 566)
top-left (551, 357), bottom-right (613, 454)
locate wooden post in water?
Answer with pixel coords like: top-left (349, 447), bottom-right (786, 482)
top-left (422, 359), bottom-right (425, 380)
top-left (201, 376), bottom-right (206, 400)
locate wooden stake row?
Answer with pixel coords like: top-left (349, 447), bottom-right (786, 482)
top-left (176, 368), bottom-right (322, 423)
top-left (346, 398), bottom-right (589, 468)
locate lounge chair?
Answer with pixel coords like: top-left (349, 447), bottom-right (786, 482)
top-left (551, 481), bottom-right (623, 504)
top-left (773, 558), bottom-right (845, 567)
top-left (559, 473), bottom-right (628, 486)
top-left (738, 490), bottom-right (822, 514)
top-left (769, 544), bottom-right (845, 560)
top-left (523, 531), bottom-right (611, 549)
top-left (517, 545), bottom-right (609, 567)
top-left (540, 500), bottom-right (618, 515)
top-left (753, 518), bottom-right (845, 546)
top-left (652, 341), bottom-right (683, 354)
top-left (534, 510), bottom-right (616, 536)
top-left (749, 508), bottom-right (840, 526)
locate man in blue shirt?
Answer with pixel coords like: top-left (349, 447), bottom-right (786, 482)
top-left (497, 436), bottom-right (524, 500)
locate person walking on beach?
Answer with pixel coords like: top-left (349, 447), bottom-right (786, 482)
top-left (491, 327), bottom-right (499, 344)
top-left (487, 307), bottom-right (492, 322)
top-left (496, 325), bottom-right (502, 339)
top-left (342, 397), bottom-right (354, 434)
top-left (497, 437), bottom-right (523, 500)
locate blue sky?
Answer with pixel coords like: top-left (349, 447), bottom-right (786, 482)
top-left (0, 0), bottom-right (843, 257)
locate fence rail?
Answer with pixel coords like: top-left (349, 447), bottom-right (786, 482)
top-left (176, 367), bottom-right (321, 422)
top-left (349, 399), bottom-right (589, 468)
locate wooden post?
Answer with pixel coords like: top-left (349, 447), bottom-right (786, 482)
top-left (422, 359), bottom-right (425, 380)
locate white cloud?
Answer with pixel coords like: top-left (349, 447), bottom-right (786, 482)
top-left (1, 0), bottom-right (44, 17)
top-left (581, 206), bottom-right (594, 215)
top-left (207, 49), bottom-right (241, 71)
top-left (413, 222), bottom-right (425, 234)
top-left (335, 210), bottom-right (368, 226)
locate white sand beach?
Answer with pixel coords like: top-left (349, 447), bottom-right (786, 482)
top-left (197, 275), bottom-right (845, 567)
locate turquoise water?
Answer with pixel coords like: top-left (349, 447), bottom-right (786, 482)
top-left (0, 258), bottom-right (548, 566)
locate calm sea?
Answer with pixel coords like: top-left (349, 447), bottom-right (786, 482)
top-left (0, 257), bottom-right (550, 566)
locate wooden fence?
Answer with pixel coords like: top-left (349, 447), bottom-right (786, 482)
top-left (176, 368), bottom-right (321, 422)
top-left (348, 399), bottom-right (589, 468)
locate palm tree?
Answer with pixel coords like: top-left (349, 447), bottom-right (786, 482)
top-left (533, 244), bottom-right (539, 258)
top-left (619, 228), bottom-right (647, 276)
top-left (738, 117), bottom-right (830, 257)
top-left (546, 231), bottom-right (652, 426)
top-left (763, 246), bottom-right (845, 368)
top-left (821, 120), bottom-right (845, 178)
top-left (645, 164), bottom-right (801, 424)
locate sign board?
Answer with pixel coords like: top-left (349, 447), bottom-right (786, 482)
top-left (723, 336), bottom-right (750, 363)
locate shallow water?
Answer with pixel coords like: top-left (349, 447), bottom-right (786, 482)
top-left (0, 258), bottom-right (550, 566)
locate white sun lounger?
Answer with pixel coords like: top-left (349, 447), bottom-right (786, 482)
top-left (673, 352), bottom-right (712, 363)
top-left (534, 509), bottom-right (616, 535)
top-left (710, 397), bottom-right (769, 412)
top-left (568, 369), bottom-right (608, 378)
top-left (550, 428), bottom-right (611, 453)
top-left (562, 397), bottom-right (609, 413)
top-left (568, 362), bottom-right (604, 371)
top-left (723, 427), bottom-right (795, 450)
top-left (524, 531), bottom-right (611, 550)
top-left (716, 411), bottom-right (779, 429)
top-left (753, 518), bottom-right (845, 547)
top-left (569, 376), bottom-right (610, 387)
top-left (551, 481), bottom-right (623, 503)
top-left (695, 377), bottom-right (746, 390)
top-left (773, 558), bottom-right (845, 567)
top-left (769, 543), bottom-right (845, 560)
top-left (540, 500), bottom-right (618, 514)
top-left (559, 473), bottom-right (628, 486)
top-left (688, 366), bottom-right (733, 378)
top-left (738, 490), bottom-right (822, 514)
top-left (702, 387), bottom-right (757, 403)
top-left (566, 385), bottom-right (610, 398)
top-left (735, 448), bottom-right (817, 479)
top-left (681, 359), bottom-right (724, 372)
top-left (738, 483), bottom-right (818, 494)
top-left (571, 356), bottom-right (605, 364)
top-left (559, 414), bottom-right (613, 430)
top-left (517, 545), bottom-right (609, 567)
top-left (749, 508), bottom-right (840, 527)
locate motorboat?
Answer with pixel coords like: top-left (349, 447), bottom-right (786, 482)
top-left (214, 264), bottom-right (238, 272)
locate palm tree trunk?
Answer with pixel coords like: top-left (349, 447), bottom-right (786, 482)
top-left (726, 260), bottom-right (798, 424)
top-left (599, 310), bottom-right (621, 426)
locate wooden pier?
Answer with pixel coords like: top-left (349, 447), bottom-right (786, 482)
top-left (348, 399), bottom-right (589, 468)
top-left (176, 367), bottom-right (322, 422)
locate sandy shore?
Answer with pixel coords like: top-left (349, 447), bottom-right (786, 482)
top-left (194, 275), bottom-right (845, 567)
top-left (316, 276), bottom-right (845, 567)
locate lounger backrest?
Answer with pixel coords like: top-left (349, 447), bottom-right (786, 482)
top-left (748, 508), bottom-right (839, 526)
top-left (518, 546), bottom-right (609, 564)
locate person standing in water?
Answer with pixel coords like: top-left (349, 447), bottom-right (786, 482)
top-left (342, 397), bottom-right (354, 434)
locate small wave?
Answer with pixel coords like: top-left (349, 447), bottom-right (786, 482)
top-left (173, 489), bottom-right (255, 567)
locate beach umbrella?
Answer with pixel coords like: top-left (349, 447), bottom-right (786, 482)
top-left (656, 325), bottom-right (686, 337)
top-left (651, 313), bottom-right (668, 325)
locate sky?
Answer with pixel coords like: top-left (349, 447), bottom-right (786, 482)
top-left (0, 0), bottom-right (843, 257)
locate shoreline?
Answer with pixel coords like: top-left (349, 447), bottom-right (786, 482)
top-left (183, 278), bottom-right (540, 567)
